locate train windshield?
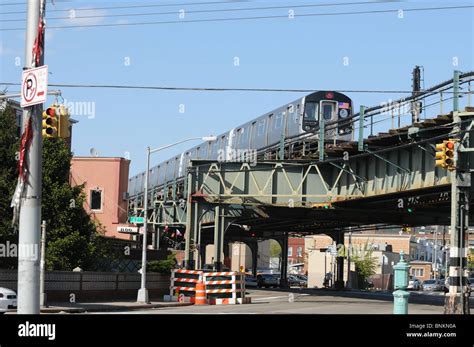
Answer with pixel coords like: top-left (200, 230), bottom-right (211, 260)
top-left (304, 102), bottom-right (318, 121)
top-left (321, 102), bottom-right (335, 120)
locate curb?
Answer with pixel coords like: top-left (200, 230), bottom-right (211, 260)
top-left (39, 302), bottom-right (194, 314)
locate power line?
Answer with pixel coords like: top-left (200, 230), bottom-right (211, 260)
top-left (1, 81), bottom-right (472, 94)
top-left (1, 4), bottom-right (472, 31)
top-left (0, 1), bottom-right (404, 22)
top-left (0, 0), bottom-right (250, 15)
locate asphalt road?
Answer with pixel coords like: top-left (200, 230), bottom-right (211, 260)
top-left (92, 289), bottom-right (444, 314)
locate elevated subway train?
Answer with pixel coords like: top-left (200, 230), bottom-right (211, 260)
top-left (128, 91), bottom-right (353, 197)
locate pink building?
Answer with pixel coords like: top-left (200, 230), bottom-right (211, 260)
top-left (70, 157), bottom-right (130, 240)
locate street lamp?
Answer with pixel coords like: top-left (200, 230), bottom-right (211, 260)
top-left (137, 135), bottom-right (217, 303)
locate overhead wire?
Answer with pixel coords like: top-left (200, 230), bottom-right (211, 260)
top-left (1, 4), bottom-right (473, 31)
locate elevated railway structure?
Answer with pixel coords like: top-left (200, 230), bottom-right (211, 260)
top-left (128, 70), bottom-right (474, 313)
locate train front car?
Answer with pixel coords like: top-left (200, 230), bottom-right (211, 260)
top-left (302, 91), bottom-right (353, 142)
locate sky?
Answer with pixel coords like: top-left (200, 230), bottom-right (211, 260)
top-left (0, 0), bottom-right (473, 176)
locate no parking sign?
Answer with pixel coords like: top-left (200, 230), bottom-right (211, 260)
top-left (21, 65), bottom-right (48, 107)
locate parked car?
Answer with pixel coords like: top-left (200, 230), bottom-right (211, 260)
top-left (288, 275), bottom-right (306, 287)
top-left (421, 279), bottom-right (443, 291)
top-left (245, 275), bottom-right (258, 287)
top-left (408, 276), bottom-right (421, 290)
top-left (0, 287), bottom-right (17, 314)
top-left (293, 274), bottom-right (308, 287)
top-left (202, 264), bottom-right (230, 272)
top-left (443, 277), bottom-right (472, 295)
top-left (257, 274), bottom-right (280, 288)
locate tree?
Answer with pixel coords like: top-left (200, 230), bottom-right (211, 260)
top-left (41, 137), bottom-right (114, 271)
top-left (0, 107), bottom-right (20, 269)
top-left (352, 244), bottom-right (377, 290)
top-left (0, 106), bottom-right (115, 271)
top-left (269, 239), bottom-right (282, 269)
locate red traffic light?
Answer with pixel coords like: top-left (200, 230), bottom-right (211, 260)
top-left (46, 107), bottom-right (56, 116)
top-left (446, 141), bottom-right (455, 150)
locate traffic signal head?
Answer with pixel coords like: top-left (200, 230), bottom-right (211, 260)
top-left (445, 140), bottom-right (455, 170)
top-left (435, 140), bottom-right (456, 170)
top-left (42, 106), bottom-right (58, 138)
top-left (57, 105), bottom-right (71, 139)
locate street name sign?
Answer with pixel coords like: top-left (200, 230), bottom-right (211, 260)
top-left (130, 216), bottom-right (145, 224)
top-left (117, 226), bottom-right (139, 234)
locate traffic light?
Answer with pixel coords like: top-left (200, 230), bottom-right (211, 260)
top-left (435, 140), bottom-right (456, 171)
top-left (312, 202), bottom-right (332, 209)
top-left (57, 105), bottom-right (70, 139)
top-left (42, 106), bottom-right (58, 138)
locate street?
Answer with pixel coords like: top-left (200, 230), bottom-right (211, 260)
top-left (92, 289), bottom-right (444, 314)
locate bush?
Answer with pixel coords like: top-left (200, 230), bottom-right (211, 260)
top-left (147, 253), bottom-right (177, 274)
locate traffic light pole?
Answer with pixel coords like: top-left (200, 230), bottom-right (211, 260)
top-left (444, 71), bottom-right (471, 314)
top-left (18, 0), bottom-right (43, 314)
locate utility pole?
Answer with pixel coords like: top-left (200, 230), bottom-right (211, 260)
top-left (444, 70), bottom-right (471, 314)
top-left (137, 146), bottom-right (151, 304)
top-left (40, 220), bottom-right (46, 307)
top-left (17, 0), bottom-right (43, 315)
top-left (411, 66), bottom-right (422, 124)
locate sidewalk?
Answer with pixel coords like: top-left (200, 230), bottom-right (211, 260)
top-left (8, 300), bottom-right (192, 314)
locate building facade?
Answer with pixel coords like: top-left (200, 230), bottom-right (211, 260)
top-left (70, 157), bottom-right (131, 240)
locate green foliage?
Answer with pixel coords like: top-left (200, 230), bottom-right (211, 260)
top-left (0, 106), bottom-right (115, 270)
top-left (352, 243), bottom-right (377, 290)
top-left (0, 107), bottom-right (20, 268)
top-left (147, 253), bottom-right (177, 274)
top-left (269, 239), bottom-right (281, 258)
top-left (42, 137), bottom-right (114, 271)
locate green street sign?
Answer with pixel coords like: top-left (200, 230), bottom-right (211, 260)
top-left (130, 216), bottom-right (145, 224)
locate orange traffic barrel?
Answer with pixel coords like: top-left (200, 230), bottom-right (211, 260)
top-left (195, 281), bottom-right (207, 305)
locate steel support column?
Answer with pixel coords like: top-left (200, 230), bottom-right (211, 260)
top-left (335, 232), bottom-right (345, 289)
top-left (184, 170), bottom-right (195, 269)
top-left (249, 241), bottom-right (259, 277)
top-left (445, 107), bottom-right (471, 314)
top-left (199, 243), bottom-right (207, 269)
top-left (213, 205), bottom-right (224, 271)
top-left (279, 234), bottom-right (289, 288)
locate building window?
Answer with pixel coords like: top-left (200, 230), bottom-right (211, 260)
top-left (90, 189), bottom-right (102, 211)
top-left (412, 268), bottom-right (424, 277)
top-left (288, 247), bottom-right (293, 257)
top-left (297, 246), bottom-right (303, 258)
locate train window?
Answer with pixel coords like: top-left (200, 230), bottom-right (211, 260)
top-left (275, 113), bottom-right (284, 129)
top-left (304, 102), bottom-right (318, 121)
top-left (321, 102), bottom-right (336, 120)
top-left (239, 127), bottom-right (248, 148)
top-left (257, 119), bottom-right (266, 136)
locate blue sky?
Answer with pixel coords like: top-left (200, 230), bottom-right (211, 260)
top-left (1, 0), bottom-right (473, 175)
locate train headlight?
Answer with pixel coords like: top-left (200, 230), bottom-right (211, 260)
top-left (339, 109), bottom-right (349, 118)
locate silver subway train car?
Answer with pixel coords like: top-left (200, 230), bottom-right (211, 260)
top-left (128, 91), bottom-right (353, 198)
